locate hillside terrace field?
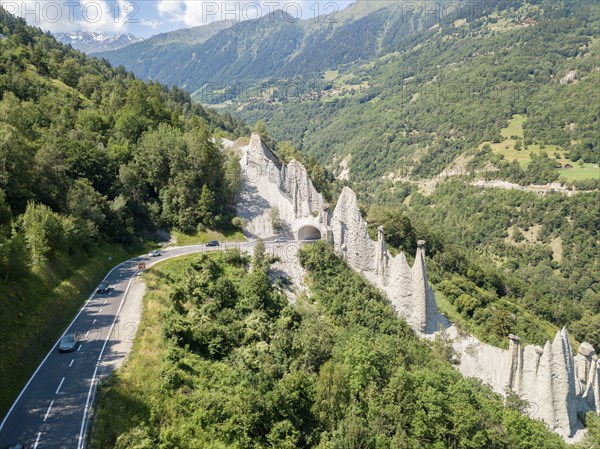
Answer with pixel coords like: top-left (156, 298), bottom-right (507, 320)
top-left (482, 114), bottom-right (599, 181)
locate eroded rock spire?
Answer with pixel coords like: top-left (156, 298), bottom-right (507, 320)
top-left (331, 187), bottom-right (437, 332)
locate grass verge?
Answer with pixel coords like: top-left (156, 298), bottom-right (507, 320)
top-left (87, 255), bottom-right (195, 448)
top-left (171, 228), bottom-right (246, 246)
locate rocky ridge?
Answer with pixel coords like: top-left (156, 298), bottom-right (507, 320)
top-left (235, 135), bottom-right (600, 441)
top-left (236, 134), bottom-right (326, 239)
top-left (53, 30), bottom-right (142, 53)
top-left (332, 187), bottom-right (440, 332)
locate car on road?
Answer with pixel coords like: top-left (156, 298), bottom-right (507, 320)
top-left (97, 280), bottom-right (110, 293)
top-left (206, 240), bottom-right (220, 247)
top-left (149, 250), bottom-right (161, 257)
top-left (58, 331), bottom-right (79, 352)
top-left (275, 237), bottom-right (288, 243)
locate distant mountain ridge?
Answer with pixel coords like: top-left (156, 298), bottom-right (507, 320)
top-left (142, 20), bottom-right (235, 46)
top-left (93, 0), bottom-right (599, 188)
top-left (96, 1), bottom-right (454, 93)
top-left (53, 30), bottom-right (142, 53)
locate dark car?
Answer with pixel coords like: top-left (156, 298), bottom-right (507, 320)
top-left (206, 240), bottom-right (220, 247)
top-left (58, 332), bottom-right (78, 353)
top-left (97, 281), bottom-right (110, 293)
top-left (4, 445), bottom-right (27, 449)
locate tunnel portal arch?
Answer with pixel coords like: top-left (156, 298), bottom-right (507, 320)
top-left (297, 225), bottom-right (322, 241)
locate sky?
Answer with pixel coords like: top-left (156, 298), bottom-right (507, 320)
top-left (0, 0), bottom-right (356, 37)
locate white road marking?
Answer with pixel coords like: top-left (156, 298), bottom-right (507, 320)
top-left (0, 289), bottom-right (98, 431)
top-left (92, 319), bottom-right (96, 324)
top-left (43, 400), bottom-right (54, 422)
top-left (33, 431), bottom-right (41, 448)
top-left (99, 309), bottom-right (103, 314)
top-left (55, 377), bottom-right (65, 394)
top-left (77, 344), bottom-right (82, 352)
top-left (69, 359), bottom-right (74, 367)
top-left (104, 299), bottom-right (108, 305)
top-left (85, 331), bottom-right (89, 338)
top-left (78, 270), bottom-right (139, 449)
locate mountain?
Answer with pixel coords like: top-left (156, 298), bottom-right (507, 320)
top-left (96, 1), bottom-right (451, 93)
top-left (96, 0), bottom-right (598, 188)
top-left (53, 30), bottom-right (143, 53)
top-left (92, 19), bottom-right (235, 87)
top-left (232, 0), bottom-right (599, 185)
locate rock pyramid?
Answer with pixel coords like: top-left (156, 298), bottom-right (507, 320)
top-left (236, 135), bottom-right (600, 440)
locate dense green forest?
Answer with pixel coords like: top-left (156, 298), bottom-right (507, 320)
top-left (90, 244), bottom-right (593, 449)
top-left (0, 7), bottom-right (248, 414)
top-left (0, 8), bottom-right (248, 281)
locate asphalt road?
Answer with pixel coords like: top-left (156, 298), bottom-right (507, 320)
top-left (0, 241), bottom-right (300, 449)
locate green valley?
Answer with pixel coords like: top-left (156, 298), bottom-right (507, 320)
top-left (230, 0), bottom-right (599, 187)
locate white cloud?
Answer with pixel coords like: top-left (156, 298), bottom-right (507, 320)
top-left (155, 0), bottom-right (319, 27)
top-left (139, 18), bottom-right (162, 29)
top-left (77, 0), bottom-right (130, 32)
top-left (0, 0), bottom-right (131, 33)
top-left (156, 0), bottom-right (185, 21)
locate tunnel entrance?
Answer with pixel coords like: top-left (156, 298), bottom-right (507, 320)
top-left (297, 226), bottom-right (322, 241)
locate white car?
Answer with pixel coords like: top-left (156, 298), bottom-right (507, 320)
top-left (59, 331), bottom-right (79, 352)
top-left (149, 250), bottom-right (161, 257)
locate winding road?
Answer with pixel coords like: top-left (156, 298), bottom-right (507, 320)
top-left (0, 241), bottom-right (299, 449)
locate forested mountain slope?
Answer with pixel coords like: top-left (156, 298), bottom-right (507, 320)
top-left (234, 0), bottom-right (599, 184)
top-left (238, 0), bottom-right (600, 367)
top-left (92, 19), bottom-right (234, 80)
top-left (0, 7), bottom-right (247, 415)
top-left (100, 0), bottom-right (599, 187)
top-left (0, 7), bottom-right (247, 273)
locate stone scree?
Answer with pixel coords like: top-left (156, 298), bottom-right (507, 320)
top-left (235, 134), bottom-right (600, 440)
